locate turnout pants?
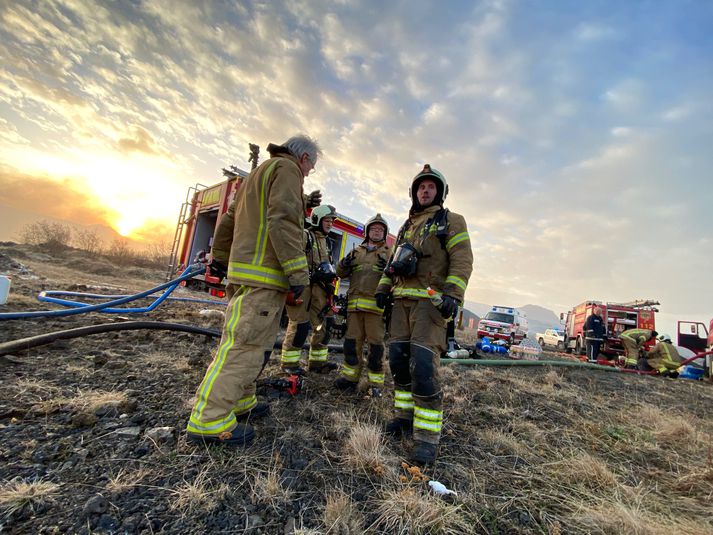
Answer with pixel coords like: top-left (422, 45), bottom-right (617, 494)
top-left (620, 338), bottom-right (640, 366)
top-left (340, 311), bottom-right (385, 386)
top-left (388, 298), bottom-right (447, 445)
top-left (187, 286), bottom-right (284, 436)
top-left (585, 338), bottom-right (602, 361)
top-left (281, 285), bottom-right (330, 370)
top-left (647, 354), bottom-right (683, 373)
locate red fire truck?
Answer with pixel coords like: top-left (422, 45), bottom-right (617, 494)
top-left (561, 299), bottom-right (658, 356)
top-left (166, 163), bottom-right (395, 297)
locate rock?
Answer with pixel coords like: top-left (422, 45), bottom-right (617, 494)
top-left (97, 514), bottom-right (118, 531)
top-left (145, 426), bottom-right (174, 444)
top-left (115, 426), bottom-right (141, 438)
top-left (83, 495), bottom-right (108, 516)
top-left (71, 412), bottom-right (98, 428)
top-left (247, 515), bottom-right (264, 529)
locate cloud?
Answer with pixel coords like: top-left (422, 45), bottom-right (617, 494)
top-left (117, 126), bottom-right (167, 156)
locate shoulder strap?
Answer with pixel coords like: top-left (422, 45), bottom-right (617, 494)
top-left (431, 208), bottom-right (450, 251)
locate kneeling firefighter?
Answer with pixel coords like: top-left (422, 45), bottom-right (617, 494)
top-left (375, 164), bottom-right (473, 464)
top-left (334, 213), bottom-right (391, 394)
top-left (281, 204), bottom-right (339, 373)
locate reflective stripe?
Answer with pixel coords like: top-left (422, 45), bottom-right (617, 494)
top-left (378, 276), bottom-right (392, 287)
top-left (190, 287), bottom-right (249, 429)
top-left (341, 363), bottom-right (359, 378)
top-left (281, 349), bottom-right (302, 363)
top-left (352, 265), bottom-right (364, 272)
top-left (228, 262), bottom-right (289, 290)
top-left (371, 265), bottom-right (383, 273)
top-left (251, 160), bottom-right (279, 265)
top-left (367, 371), bottom-right (384, 384)
top-left (393, 287), bottom-right (430, 299)
top-left (233, 394), bottom-right (257, 414)
top-left (414, 405), bottom-right (443, 433)
top-left (281, 255), bottom-right (308, 275)
top-left (445, 275), bottom-right (467, 291)
top-left (394, 389), bottom-right (414, 410)
top-left (446, 231), bottom-right (469, 251)
top-left (347, 297), bottom-right (384, 313)
top-left (187, 413), bottom-right (237, 434)
top-left (308, 348), bottom-right (328, 361)
top-left (625, 358), bottom-right (638, 366)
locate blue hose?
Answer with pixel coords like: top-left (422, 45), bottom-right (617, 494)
top-left (39, 291), bottom-right (225, 308)
top-left (0, 265), bottom-right (209, 320)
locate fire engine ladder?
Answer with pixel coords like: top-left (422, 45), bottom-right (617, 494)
top-left (165, 184), bottom-right (206, 281)
top-left (609, 299), bottom-right (660, 309)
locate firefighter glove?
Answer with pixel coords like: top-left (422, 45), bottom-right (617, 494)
top-left (306, 190), bottom-right (322, 208)
top-left (439, 295), bottom-right (459, 319)
top-left (340, 251), bottom-right (355, 268)
top-left (207, 259), bottom-right (228, 280)
top-left (375, 292), bottom-right (390, 310)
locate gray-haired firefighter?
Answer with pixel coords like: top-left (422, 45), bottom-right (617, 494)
top-left (644, 334), bottom-right (684, 377)
top-left (375, 164), bottom-right (473, 465)
top-left (619, 328), bottom-right (658, 369)
top-left (186, 135), bottom-right (319, 446)
top-left (280, 204), bottom-right (339, 374)
top-left (334, 213), bottom-right (391, 395)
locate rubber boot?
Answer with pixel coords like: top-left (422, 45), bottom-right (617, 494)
top-left (411, 441), bottom-right (438, 465)
top-left (384, 417), bottom-right (413, 437)
top-left (187, 423), bottom-right (255, 447)
top-left (235, 402), bottom-right (270, 421)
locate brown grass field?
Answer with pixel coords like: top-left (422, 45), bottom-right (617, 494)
top-left (1, 244), bottom-right (712, 534)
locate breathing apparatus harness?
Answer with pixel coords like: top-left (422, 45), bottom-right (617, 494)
top-left (385, 208), bottom-right (450, 277)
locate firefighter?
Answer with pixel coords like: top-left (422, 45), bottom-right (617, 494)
top-left (334, 213), bottom-right (391, 395)
top-left (619, 328), bottom-right (658, 368)
top-left (584, 307), bottom-right (606, 362)
top-left (186, 135), bottom-right (319, 446)
top-left (644, 334), bottom-right (684, 377)
top-left (280, 204), bottom-right (339, 374)
top-left (375, 164), bottom-right (473, 465)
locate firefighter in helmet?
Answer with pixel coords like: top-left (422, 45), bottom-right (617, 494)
top-left (644, 334), bottom-right (684, 377)
top-left (334, 213), bottom-right (391, 395)
top-left (619, 328), bottom-right (658, 368)
top-left (281, 204), bottom-right (339, 373)
top-left (186, 135), bottom-right (319, 446)
top-left (375, 164), bottom-right (473, 465)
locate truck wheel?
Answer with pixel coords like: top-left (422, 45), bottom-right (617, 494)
top-left (575, 337), bottom-right (583, 355)
top-left (538, 338), bottom-right (545, 348)
top-left (557, 341), bottom-right (564, 351)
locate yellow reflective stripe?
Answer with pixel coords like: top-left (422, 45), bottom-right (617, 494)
top-left (228, 262), bottom-right (289, 289)
top-left (190, 287), bottom-right (249, 426)
top-left (352, 265), bottom-right (364, 272)
top-left (308, 348), bottom-right (328, 361)
top-left (414, 406), bottom-right (442, 420)
top-left (371, 265), bottom-right (383, 272)
top-left (395, 399), bottom-right (414, 410)
top-left (252, 160), bottom-right (279, 265)
top-left (341, 364), bottom-right (359, 377)
top-left (378, 276), bottom-right (392, 287)
top-left (281, 255), bottom-right (308, 274)
top-left (395, 390), bottom-right (413, 400)
top-left (187, 413), bottom-right (237, 434)
top-left (393, 288), bottom-right (430, 298)
top-left (233, 394), bottom-right (257, 413)
top-left (413, 419), bottom-right (442, 432)
top-left (445, 275), bottom-right (466, 291)
top-left (348, 297), bottom-right (383, 313)
top-left (446, 232), bottom-right (469, 251)
top-left (281, 349), bottom-right (302, 363)
top-left (367, 371), bottom-right (384, 384)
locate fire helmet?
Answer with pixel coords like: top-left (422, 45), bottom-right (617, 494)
top-left (309, 204), bottom-right (337, 228)
top-left (364, 213), bottom-right (388, 238)
top-left (658, 334), bottom-right (672, 343)
top-left (409, 164), bottom-right (448, 207)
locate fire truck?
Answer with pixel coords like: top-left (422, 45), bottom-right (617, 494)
top-left (166, 158), bottom-right (395, 298)
top-left (561, 299), bottom-right (659, 356)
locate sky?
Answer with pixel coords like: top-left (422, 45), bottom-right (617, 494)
top-left (0, 0), bottom-right (712, 336)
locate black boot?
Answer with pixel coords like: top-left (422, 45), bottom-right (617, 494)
top-left (235, 402), bottom-right (270, 421)
top-left (411, 441), bottom-right (438, 465)
top-left (334, 377), bottom-right (357, 390)
top-left (384, 417), bottom-right (413, 437)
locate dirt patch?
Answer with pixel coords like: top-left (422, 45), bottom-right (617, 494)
top-left (1, 244), bottom-right (712, 534)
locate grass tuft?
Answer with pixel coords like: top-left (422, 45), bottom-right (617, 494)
top-left (0, 478), bottom-right (60, 518)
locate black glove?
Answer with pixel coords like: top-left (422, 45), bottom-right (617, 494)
top-left (306, 190), bottom-right (322, 208)
top-left (207, 259), bottom-right (227, 280)
top-left (375, 292), bottom-right (389, 310)
top-left (341, 251), bottom-right (355, 268)
top-left (376, 254), bottom-right (387, 271)
top-left (439, 295), bottom-right (459, 319)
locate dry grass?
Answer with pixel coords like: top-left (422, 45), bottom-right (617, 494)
top-left (342, 421), bottom-right (392, 477)
top-left (10, 378), bottom-right (60, 402)
top-left (550, 451), bottom-right (618, 491)
top-left (323, 489), bottom-right (363, 534)
top-left (106, 467), bottom-right (152, 493)
top-left (169, 466), bottom-right (228, 514)
top-left (33, 389), bottom-right (128, 415)
top-left (0, 478), bottom-right (60, 518)
top-left (370, 486), bottom-right (470, 534)
top-left (479, 429), bottom-right (528, 457)
top-left (252, 466), bottom-right (293, 508)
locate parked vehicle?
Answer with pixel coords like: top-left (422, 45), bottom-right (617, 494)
top-left (561, 300), bottom-right (658, 356)
top-left (477, 306), bottom-right (528, 347)
top-left (676, 318), bottom-right (713, 376)
top-left (536, 328), bottom-right (565, 350)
